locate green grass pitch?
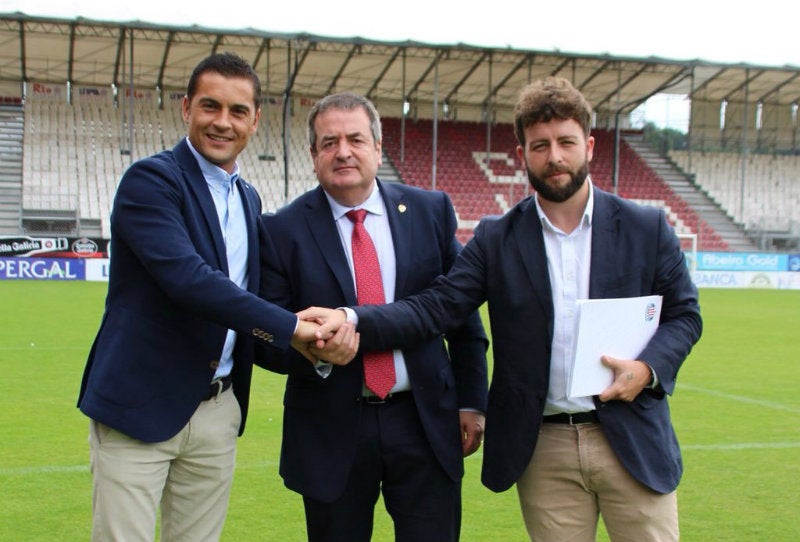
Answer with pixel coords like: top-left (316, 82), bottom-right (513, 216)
top-left (1, 281), bottom-right (798, 541)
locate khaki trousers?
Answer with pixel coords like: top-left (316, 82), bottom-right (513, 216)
top-left (89, 386), bottom-right (241, 542)
top-left (516, 422), bottom-right (678, 542)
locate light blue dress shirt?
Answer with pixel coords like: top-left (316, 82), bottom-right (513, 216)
top-left (186, 137), bottom-right (248, 381)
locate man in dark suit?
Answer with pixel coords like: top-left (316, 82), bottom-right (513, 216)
top-left (258, 92), bottom-right (489, 542)
top-left (302, 78), bottom-right (702, 541)
top-left (77, 52), bottom-right (325, 541)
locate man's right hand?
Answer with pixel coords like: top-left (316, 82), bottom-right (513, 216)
top-left (309, 322), bottom-right (359, 366)
top-left (296, 306), bottom-right (348, 347)
top-left (291, 319), bottom-right (328, 363)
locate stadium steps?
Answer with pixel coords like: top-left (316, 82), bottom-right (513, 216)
top-left (378, 151), bottom-right (403, 184)
top-left (0, 104), bottom-right (23, 235)
top-left (623, 134), bottom-right (757, 252)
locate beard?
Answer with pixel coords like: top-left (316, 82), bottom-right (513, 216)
top-left (526, 160), bottom-right (589, 203)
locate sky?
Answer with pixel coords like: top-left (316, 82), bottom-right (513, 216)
top-left (2, 0), bottom-right (796, 130)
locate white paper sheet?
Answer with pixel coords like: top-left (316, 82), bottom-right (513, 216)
top-left (567, 295), bottom-right (662, 398)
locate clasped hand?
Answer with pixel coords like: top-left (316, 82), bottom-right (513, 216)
top-left (291, 307), bottom-right (354, 365)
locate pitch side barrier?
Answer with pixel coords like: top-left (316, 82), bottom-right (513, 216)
top-left (691, 252), bottom-right (800, 290)
top-left (0, 235), bottom-right (108, 281)
top-left (1, 235), bottom-right (799, 289)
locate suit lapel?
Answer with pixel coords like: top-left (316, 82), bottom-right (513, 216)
top-left (379, 182), bottom-right (412, 298)
top-left (512, 197), bottom-right (555, 334)
top-left (304, 187), bottom-right (358, 304)
top-left (174, 140), bottom-right (228, 273)
top-left (589, 187), bottom-right (620, 298)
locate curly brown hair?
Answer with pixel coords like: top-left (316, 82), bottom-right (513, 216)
top-left (513, 77), bottom-right (592, 146)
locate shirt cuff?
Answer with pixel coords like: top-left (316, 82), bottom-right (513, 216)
top-left (341, 306), bottom-right (358, 326)
top-left (314, 360), bottom-right (332, 378)
top-left (647, 364), bottom-right (659, 388)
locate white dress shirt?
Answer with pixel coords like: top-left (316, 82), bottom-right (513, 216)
top-left (324, 182), bottom-right (410, 393)
top-left (536, 181), bottom-right (596, 415)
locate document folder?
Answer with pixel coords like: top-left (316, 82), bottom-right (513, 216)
top-left (567, 295), bottom-right (662, 398)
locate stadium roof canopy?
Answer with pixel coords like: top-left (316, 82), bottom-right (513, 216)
top-left (2, 12), bottom-right (799, 123)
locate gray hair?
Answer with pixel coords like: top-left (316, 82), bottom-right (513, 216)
top-left (306, 92), bottom-right (382, 151)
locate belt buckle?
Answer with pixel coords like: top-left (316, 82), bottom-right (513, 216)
top-left (568, 412), bottom-right (595, 425)
top-left (364, 394), bottom-right (386, 405)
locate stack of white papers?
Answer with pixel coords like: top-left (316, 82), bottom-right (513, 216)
top-left (567, 295), bottom-right (662, 398)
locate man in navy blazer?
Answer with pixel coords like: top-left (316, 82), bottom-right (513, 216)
top-left (303, 78), bottom-right (702, 541)
top-left (259, 92), bottom-right (488, 542)
top-left (77, 53), bottom-right (322, 541)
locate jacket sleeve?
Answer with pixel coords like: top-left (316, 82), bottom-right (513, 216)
top-left (637, 210), bottom-right (703, 395)
top-left (111, 155), bottom-right (297, 351)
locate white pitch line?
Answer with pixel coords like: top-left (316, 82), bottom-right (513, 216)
top-left (0, 459), bottom-right (281, 477)
top-left (678, 383), bottom-right (800, 413)
top-left (683, 441), bottom-right (800, 451)
top-left (0, 465), bottom-right (88, 476)
top-left (0, 346), bottom-right (88, 351)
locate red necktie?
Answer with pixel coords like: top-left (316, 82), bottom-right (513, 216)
top-left (346, 209), bottom-right (396, 399)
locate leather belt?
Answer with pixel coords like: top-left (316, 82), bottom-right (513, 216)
top-left (542, 411), bottom-right (599, 425)
top-left (361, 390), bottom-right (412, 405)
top-left (205, 376), bottom-right (232, 400)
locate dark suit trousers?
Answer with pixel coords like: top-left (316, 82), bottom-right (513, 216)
top-left (302, 393), bottom-right (461, 542)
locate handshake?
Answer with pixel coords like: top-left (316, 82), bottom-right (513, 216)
top-left (290, 307), bottom-right (357, 365)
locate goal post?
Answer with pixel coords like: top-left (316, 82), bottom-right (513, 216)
top-left (678, 233), bottom-right (698, 273)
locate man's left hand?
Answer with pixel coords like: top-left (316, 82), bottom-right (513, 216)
top-left (598, 356), bottom-right (652, 402)
top-left (459, 410), bottom-right (485, 457)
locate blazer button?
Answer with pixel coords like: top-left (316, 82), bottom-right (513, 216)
top-left (252, 328), bottom-right (274, 342)
top-left (209, 360), bottom-right (220, 370)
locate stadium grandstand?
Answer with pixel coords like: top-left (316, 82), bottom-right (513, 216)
top-left (1, 13), bottom-right (799, 252)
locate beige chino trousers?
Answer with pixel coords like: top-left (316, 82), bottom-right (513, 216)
top-left (89, 386), bottom-right (240, 542)
top-left (516, 422), bottom-right (679, 542)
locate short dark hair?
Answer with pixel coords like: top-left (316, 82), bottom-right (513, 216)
top-left (513, 76), bottom-right (592, 146)
top-left (186, 52), bottom-right (261, 108)
top-left (306, 92), bottom-right (382, 151)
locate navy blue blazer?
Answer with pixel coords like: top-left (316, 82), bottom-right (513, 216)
top-left (258, 180), bottom-right (489, 502)
top-left (355, 186), bottom-right (702, 494)
top-left (78, 139), bottom-right (298, 443)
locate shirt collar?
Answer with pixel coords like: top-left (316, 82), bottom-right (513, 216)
top-left (185, 136), bottom-right (240, 188)
top-left (535, 177), bottom-right (594, 232)
top-left (325, 180), bottom-right (385, 221)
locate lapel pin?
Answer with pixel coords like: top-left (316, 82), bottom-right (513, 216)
top-left (398, 204), bottom-right (407, 213)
